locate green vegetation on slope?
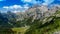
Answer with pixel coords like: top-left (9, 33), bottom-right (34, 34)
top-left (25, 10), bottom-right (60, 34)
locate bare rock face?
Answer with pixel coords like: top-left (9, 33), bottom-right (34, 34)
top-left (16, 5), bottom-right (60, 21)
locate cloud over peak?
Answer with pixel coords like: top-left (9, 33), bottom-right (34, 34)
top-left (3, 5), bottom-right (22, 9)
top-left (2, 4), bottom-right (29, 13)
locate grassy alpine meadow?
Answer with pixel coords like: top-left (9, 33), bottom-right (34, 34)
top-left (11, 26), bottom-right (30, 34)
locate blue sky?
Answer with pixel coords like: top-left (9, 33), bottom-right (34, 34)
top-left (0, 0), bottom-right (60, 12)
top-left (0, 0), bottom-right (60, 7)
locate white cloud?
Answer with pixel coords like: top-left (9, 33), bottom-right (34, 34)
top-left (3, 5), bottom-right (29, 9)
top-left (21, 0), bottom-right (55, 5)
top-left (43, 0), bottom-right (55, 5)
top-left (3, 5), bottom-right (29, 12)
top-left (21, 0), bottom-right (40, 4)
top-left (3, 6), bottom-right (9, 9)
top-left (21, 0), bottom-right (32, 2)
top-left (23, 4), bottom-right (29, 9)
top-left (3, 5), bottom-right (23, 9)
top-left (10, 5), bottom-right (23, 9)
